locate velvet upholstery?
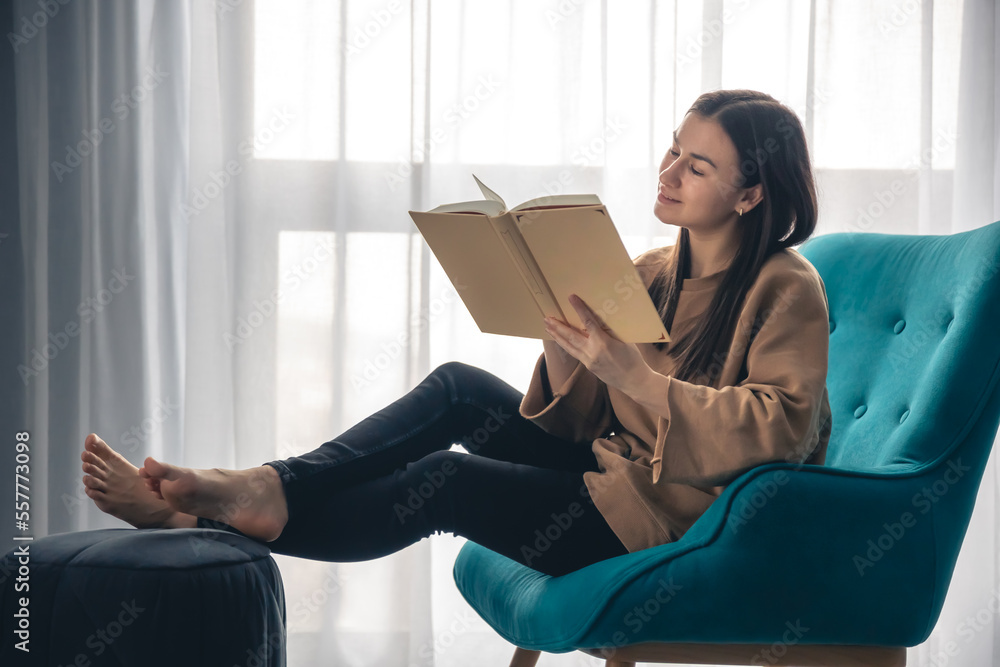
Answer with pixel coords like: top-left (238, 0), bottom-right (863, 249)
top-left (452, 220), bottom-right (1000, 653)
top-left (0, 528), bottom-right (286, 665)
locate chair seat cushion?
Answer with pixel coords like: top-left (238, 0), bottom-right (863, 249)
top-left (453, 537), bottom-right (685, 652)
top-left (1, 528), bottom-right (286, 666)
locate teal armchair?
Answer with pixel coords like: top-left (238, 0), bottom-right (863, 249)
top-left (452, 220), bottom-right (1000, 667)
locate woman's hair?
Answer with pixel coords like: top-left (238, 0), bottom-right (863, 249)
top-left (647, 89), bottom-right (818, 385)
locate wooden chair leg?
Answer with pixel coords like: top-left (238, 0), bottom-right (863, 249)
top-left (509, 647), bottom-right (541, 667)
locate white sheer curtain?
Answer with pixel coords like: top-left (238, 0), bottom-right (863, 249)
top-left (10, 0), bottom-right (998, 665)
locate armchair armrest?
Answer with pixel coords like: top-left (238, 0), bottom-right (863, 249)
top-left (454, 460), bottom-right (947, 652)
top-left (579, 461), bottom-right (942, 649)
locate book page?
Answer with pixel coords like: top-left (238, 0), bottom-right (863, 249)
top-left (512, 193), bottom-right (602, 211)
top-left (471, 174), bottom-right (507, 209)
top-left (428, 200), bottom-right (506, 217)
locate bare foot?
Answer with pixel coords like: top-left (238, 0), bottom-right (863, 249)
top-left (140, 456), bottom-right (288, 542)
top-left (81, 433), bottom-right (197, 530)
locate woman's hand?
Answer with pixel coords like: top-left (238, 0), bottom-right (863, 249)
top-left (543, 294), bottom-right (653, 395)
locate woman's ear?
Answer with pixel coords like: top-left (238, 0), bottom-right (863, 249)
top-left (739, 183), bottom-right (764, 214)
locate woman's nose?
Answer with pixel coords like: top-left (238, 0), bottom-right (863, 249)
top-left (659, 163), bottom-right (679, 187)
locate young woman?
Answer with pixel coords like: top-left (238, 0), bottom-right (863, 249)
top-left (81, 89), bottom-right (832, 577)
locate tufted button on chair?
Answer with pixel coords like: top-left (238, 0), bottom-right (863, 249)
top-left (452, 219), bottom-right (1000, 667)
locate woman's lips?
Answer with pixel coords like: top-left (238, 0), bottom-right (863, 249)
top-left (657, 192), bottom-right (680, 204)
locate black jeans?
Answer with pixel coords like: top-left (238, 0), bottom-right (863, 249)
top-left (198, 361), bottom-right (629, 577)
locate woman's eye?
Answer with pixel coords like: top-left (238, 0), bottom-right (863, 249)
top-left (667, 149), bottom-right (702, 176)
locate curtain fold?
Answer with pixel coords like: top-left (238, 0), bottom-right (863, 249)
top-left (917, 3), bottom-right (999, 666)
top-left (9, 0), bottom-right (998, 664)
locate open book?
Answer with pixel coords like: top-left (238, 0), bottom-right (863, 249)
top-left (408, 175), bottom-right (670, 343)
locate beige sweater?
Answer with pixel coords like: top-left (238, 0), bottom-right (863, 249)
top-left (519, 245), bottom-right (832, 553)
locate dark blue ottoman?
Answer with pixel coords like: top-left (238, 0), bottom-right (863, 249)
top-left (0, 528), bottom-right (286, 666)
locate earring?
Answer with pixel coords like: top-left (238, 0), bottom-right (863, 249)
top-left (738, 208), bottom-right (743, 217)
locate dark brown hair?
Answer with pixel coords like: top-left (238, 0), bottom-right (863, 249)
top-left (648, 89), bottom-right (818, 385)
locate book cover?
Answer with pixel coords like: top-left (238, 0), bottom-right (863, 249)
top-left (408, 175), bottom-right (670, 344)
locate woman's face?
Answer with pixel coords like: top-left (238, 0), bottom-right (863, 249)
top-left (654, 112), bottom-right (755, 232)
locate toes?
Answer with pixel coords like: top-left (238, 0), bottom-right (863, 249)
top-left (82, 451), bottom-right (109, 471)
top-left (144, 477), bottom-right (163, 499)
top-left (142, 475), bottom-right (159, 491)
top-left (82, 463), bottom-right (107, 479)
top-left (85, 434), bottom-right (114, 459)
top-left (142, 456), bottom-right (178, 480)
top-left (82, 475), bottom-right (107, 492)
top-left (84, 487), bottom-right (110, 512)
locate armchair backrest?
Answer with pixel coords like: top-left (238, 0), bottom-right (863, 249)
top-left (801, 220), bottom-right (1000, 637)
top-left (799, 220), bottom-right (1000, 474)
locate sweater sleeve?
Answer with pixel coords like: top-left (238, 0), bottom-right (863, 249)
top-left (517, 247), bottom-right (664, 444)
top-left (519, 351), bottom-right (616, 443)
top-left (650, 265), bottom-right (831, 486)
